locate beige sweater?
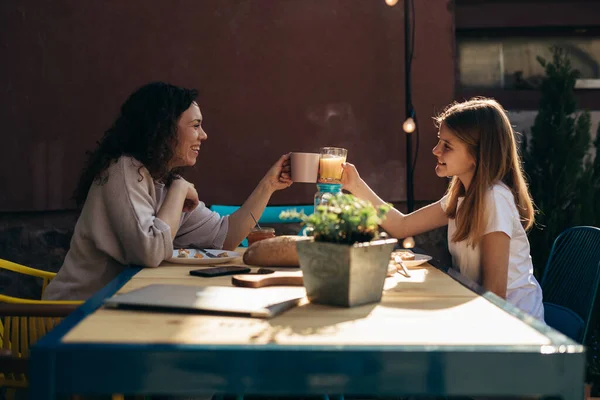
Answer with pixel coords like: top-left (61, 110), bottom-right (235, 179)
top-left (43, 156), bottom-right (229, 300)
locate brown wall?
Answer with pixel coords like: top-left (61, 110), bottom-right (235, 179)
top-left (0, 0), bottom-right (453, 212)
top-left (455, 0), bottom-right (600, 29)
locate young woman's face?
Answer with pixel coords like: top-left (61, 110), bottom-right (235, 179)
top-left (170, 102), bottom-right (207, 169)
top-left (432, 124), bottom-right (476, 187)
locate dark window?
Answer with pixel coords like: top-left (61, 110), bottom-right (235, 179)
top-left (458, 35), bottom-right (600, 90)
top-left (456, 28), bottom-right (600, 109)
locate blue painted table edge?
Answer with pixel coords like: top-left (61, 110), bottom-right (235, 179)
top-left (29, 257), bottom-right (587, 399)
top-left (30, 266), bottom-right (142, 399)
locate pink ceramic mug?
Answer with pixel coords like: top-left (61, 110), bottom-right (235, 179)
top-left (290, 152), bottom-right (320, 183)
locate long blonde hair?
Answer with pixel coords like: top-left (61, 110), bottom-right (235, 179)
top-left (435, 97), bottom-right (535, 246)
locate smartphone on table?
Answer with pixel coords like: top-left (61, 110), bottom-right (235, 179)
top-left (189, 266), bottom-right (251, 278)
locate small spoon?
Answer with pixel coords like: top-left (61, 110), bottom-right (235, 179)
top-left (250, 212), bottom-right (262, 229)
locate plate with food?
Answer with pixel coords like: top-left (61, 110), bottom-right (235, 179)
top-left (168, 248), bottom-right (241, 265)
top-left (392, 249), bottom-right (432, 268)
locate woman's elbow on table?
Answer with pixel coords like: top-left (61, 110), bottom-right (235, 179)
top-left (124, 239), bottom-right (171, 268)
top-left (141, 254), bottom-right (165, 268)
top-left (124, 251), bottom-right (167, 268)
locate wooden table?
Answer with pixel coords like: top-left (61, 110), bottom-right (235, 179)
top-left (30, 250), bottom-right (585, 399)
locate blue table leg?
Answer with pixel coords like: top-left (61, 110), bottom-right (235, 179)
top-left (28, 348), bottom-right (56, 400)
top-left (562, 383), bottom-right (585, 400)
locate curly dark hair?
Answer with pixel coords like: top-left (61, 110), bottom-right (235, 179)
top-left (74, 82), bottom-right (198, 206)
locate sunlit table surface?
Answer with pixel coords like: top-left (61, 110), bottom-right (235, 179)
top-left (30, 247), bottom-right (585, 399)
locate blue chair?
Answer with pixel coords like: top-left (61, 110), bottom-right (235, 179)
top-left (209, 204), bottom-right (314, 247)
top-left (210, 205), bottom-right (313, 224)
top-left (540, 226), bottom-right (600, 343)
top-left (543, 303), bottom-right (585, 341)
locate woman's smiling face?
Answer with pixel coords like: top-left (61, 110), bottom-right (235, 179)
top-left (169, 102), bottom-right (208, 169)
top-left (432, 123), bottom-right (476, 188)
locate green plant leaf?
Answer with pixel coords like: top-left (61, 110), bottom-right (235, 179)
top-left (279, 194), bottom-right (392, 245)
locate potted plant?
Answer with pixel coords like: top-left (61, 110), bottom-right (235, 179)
top-left (280, 194), bottom-right (396, 307)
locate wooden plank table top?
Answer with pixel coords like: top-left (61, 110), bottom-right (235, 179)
top-left (32, 248), bottom-right (586, 400)
top-left (62, 251), bottom-right (550, 347)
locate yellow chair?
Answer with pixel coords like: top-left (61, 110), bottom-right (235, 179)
top-left (0, 258), bottom-right (83, 398)
top-left (0, 258), bottom-right (82, 305)
top-left (0, 259), bottom-right (130, 400)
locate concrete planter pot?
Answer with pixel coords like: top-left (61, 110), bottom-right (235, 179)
top-left (296, 238), bottom-right (398, 307)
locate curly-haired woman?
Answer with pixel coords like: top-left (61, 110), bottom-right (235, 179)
top-left (43, 82), bottom-right (292, 300)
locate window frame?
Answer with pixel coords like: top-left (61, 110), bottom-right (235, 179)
top-left (455, 1), bottom-right (600, 110)
top-left (455, 27), bottom-right (600, 110)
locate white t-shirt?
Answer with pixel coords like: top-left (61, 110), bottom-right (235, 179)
top-left (440, 183), bottom-right (544, 321)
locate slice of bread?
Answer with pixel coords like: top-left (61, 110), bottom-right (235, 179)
top-left (394, 250), bottom-right (415, 261)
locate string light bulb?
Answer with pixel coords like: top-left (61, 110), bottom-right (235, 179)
top-left (402, 236), bottom-right (415, 249)
top-left (403, 117), bottom-right (416, 133)
top-left (385, 0), bottom-right (399, 6)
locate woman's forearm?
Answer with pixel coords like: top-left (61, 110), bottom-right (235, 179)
top-left (350, 179), bottom-right (409, 238)
top-left (351, 179), bottom-right (391, 209)
top-left (352, 180), bottom-right (449, 238)
top-left (157, 182), bottom-right (187, 236)
top-left (223, 181), bottom-right (274, 250)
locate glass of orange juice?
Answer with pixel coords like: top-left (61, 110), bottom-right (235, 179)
top-left (318, 147), bottom-right (347, 184)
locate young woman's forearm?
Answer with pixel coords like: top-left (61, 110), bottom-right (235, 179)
top-left (223, 181), bottom-right (274, 250)
top-left (350, 180), bottom-right (448, 239)
top-left (351, 180), bottom-right (389, 209)
top-left (350, 180), bottom-right (409, 238)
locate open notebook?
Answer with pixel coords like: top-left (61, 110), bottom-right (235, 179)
top-left (104, 284), bottom-right (306, 318)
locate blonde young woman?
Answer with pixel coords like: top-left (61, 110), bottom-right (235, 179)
top-left (342, 97), bottom-right (544, 320)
